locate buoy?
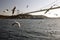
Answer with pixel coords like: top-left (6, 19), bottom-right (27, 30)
top-left (12, 21), bottom-right (21, 28)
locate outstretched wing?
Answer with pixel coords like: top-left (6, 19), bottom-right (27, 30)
top-left (44, 5), bottom-right (54, 14)
top-left (44, 9), bottom-right (50, 14)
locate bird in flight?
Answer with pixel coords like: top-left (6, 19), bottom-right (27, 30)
top-left (26, 5), bottom-right (29, 8)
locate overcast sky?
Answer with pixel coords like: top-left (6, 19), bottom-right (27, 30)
top-left (0, 0), bottom-right (60, 17)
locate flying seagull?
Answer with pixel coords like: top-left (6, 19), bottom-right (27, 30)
top-left (12, 21), bottom-right (21, 28)
top-left (44, 4), bottom-right (56, 14)
top-left (12, 6), bottom-right (16, 15)
top-left (44, 7), bottom-right (53, 14)
top-left (26, 5), bottom-right (29, 8)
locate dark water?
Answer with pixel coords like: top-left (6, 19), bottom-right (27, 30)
top-left (0, 19), bottom-right (60, 40)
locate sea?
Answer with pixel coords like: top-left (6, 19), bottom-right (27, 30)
top-left (0, 19), bottom-right (60, 40)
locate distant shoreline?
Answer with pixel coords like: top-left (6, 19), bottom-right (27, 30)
top-left (0, 14), bottom-right (60, 19)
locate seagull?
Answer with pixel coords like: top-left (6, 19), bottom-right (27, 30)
top-left (12, 6), bottom-right (16, 15)
top-left (26, 5), bottom-right (29, 8)
top-left (3, 9), bottom-right (8, 13)
top-left (44, 7), bottom-right (52, 14)
top-left (54, 14), bottom-right (58, 16)
top-left (12, 21), bottom-right (21, 28)
top-left (44, 4), bottom-right (55, 14)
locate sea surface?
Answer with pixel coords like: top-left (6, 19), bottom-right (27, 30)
top-left (0, 19), bottom-right (60, 40)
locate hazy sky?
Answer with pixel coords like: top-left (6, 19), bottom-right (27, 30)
top-left (0, 0), bottom-right (60, 17)
top-left (0, 0), bottom-right (52, 12)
